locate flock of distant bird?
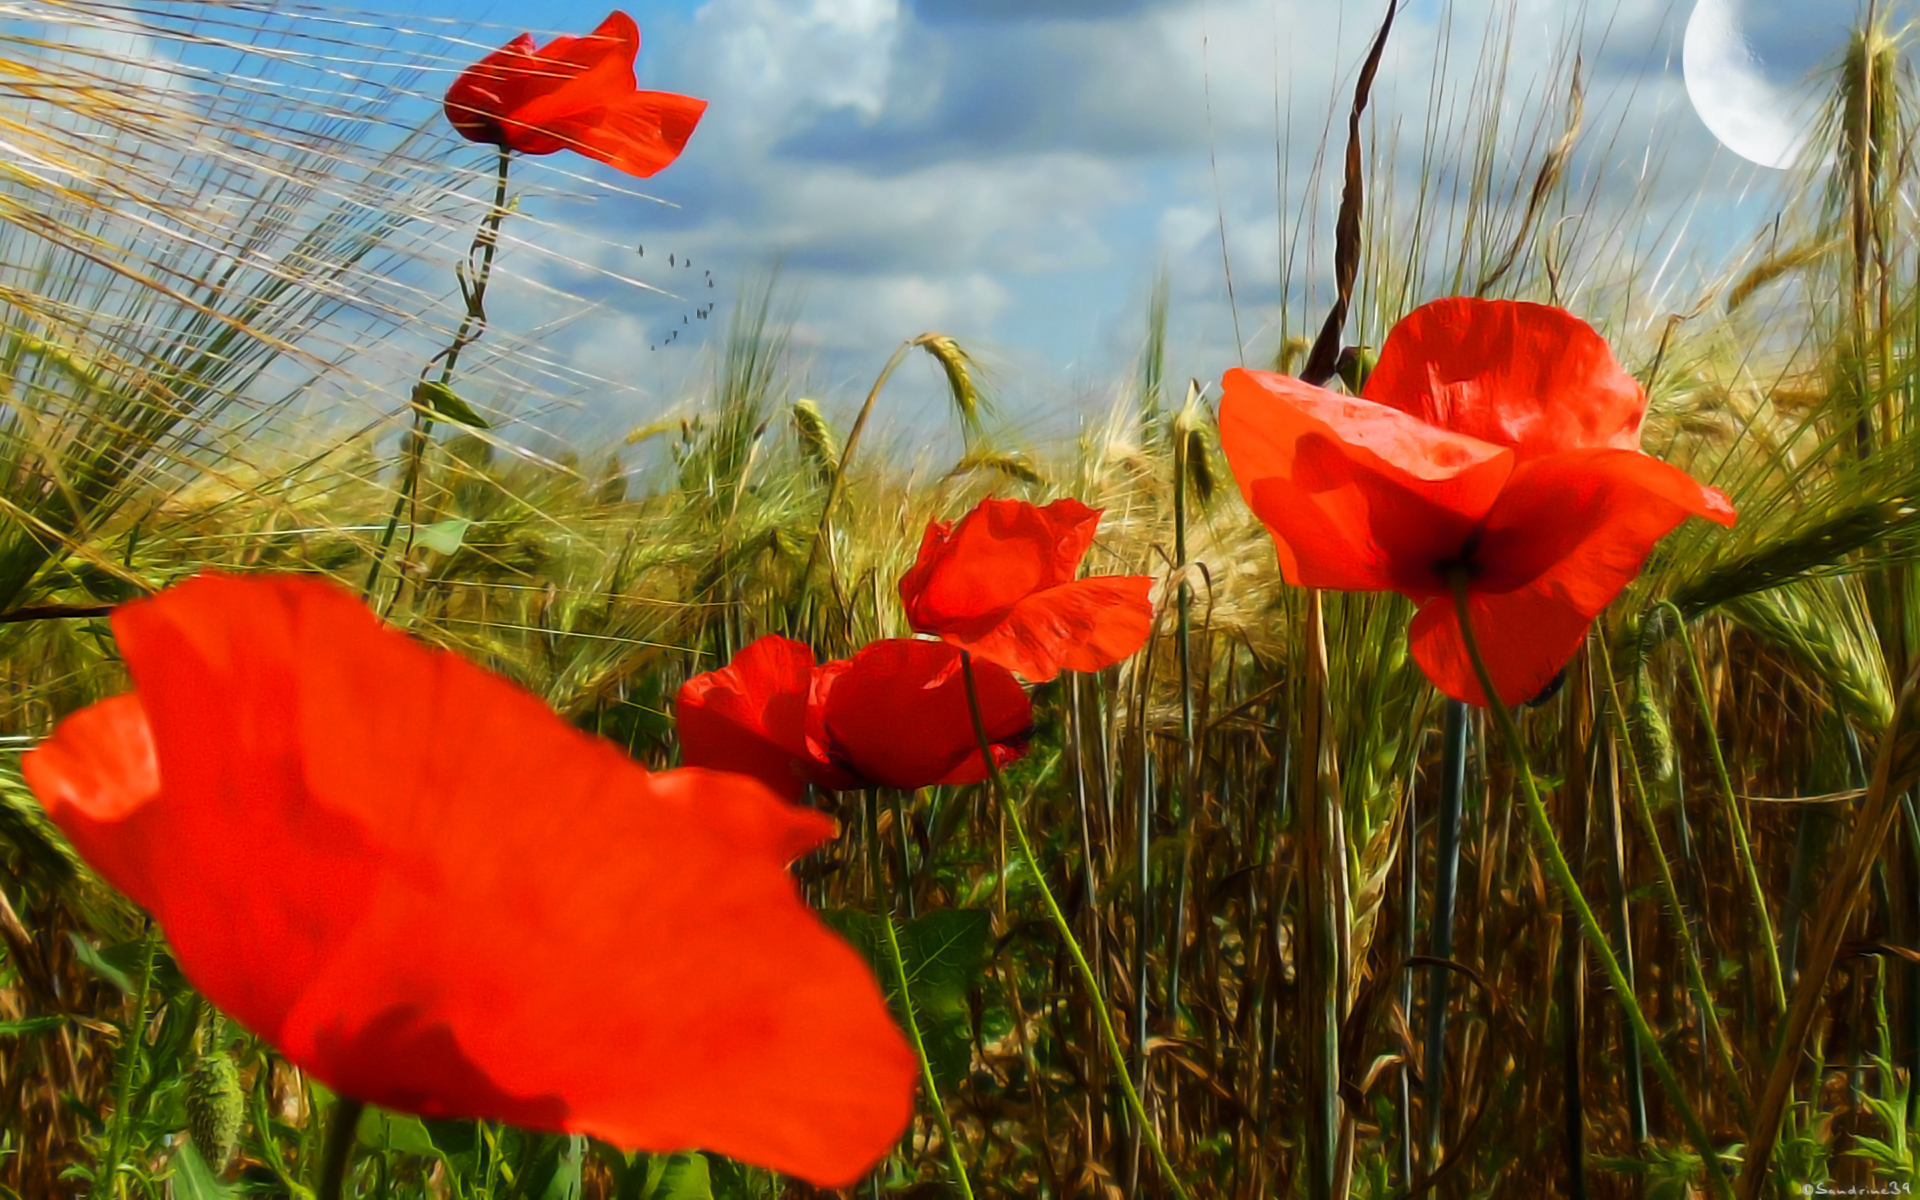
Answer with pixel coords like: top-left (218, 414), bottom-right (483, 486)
top-left (637, 244), bottom-right (717, 350)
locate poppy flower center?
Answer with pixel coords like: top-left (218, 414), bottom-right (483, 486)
top-left (1433, 531), bottom-right (1485, 586)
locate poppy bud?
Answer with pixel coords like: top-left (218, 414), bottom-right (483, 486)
top-left (185, 1047), bottom-right (243, 1173)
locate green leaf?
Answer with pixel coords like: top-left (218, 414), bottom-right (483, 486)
top-left (356, 1108), bottom-right (439, 1157)
top-left (412, 380), bottom-right (490, 429)
top-left (820, 908), bottom-right (990, 1092)
top-left (170, 1139), bottom-right (235, 1200)
top-left (413, 517), bottom-right (474, 556)
top-left (524, 1133), bottom-right (583, 1200)
top-left (67, 933), bottom-right (132, 993)
top-left (642, 1152), bottom-right (713, 1200)
top-left (0, 1015), bottom-right (64, 1037)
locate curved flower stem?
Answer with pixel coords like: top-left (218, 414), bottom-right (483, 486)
top-left (866, 788), bottom-right (968, 1192)
top-left (1591, 631), bottom-right (1748, 1122)
top-left (875, 896), bottom-right (976, 1199)
top-left (1656, 600), bottom-right (1788, 1014)
top-left (365, 146), bottom-right (513, 601)
top-left (315, 1094), bottom-right (365, 1200)
top-left (92, 923), bottom-right (158, 1200)
top-left (1448, 577), bottom-right (1733, 1200)
top-left (958, 652), bottom-right (1191, 1200)
top-left (1421, 698), bottom-right (1468, 1169)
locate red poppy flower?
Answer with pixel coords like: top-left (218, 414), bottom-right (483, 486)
top-left (443, 12), bottom-right (706, 179)
top-left (898, 497), bottom-right (1155, 683)
top-left (22, 574), bottom-right (913, 1186)
top-left (677, 635), bottom-right (1032, 798)
top-left (1218, 297), bottom-right (1736, 707)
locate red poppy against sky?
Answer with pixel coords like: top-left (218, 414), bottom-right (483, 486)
top-left (1219, 297), bottom-right (1736, 706)
top-left (899, 497), bottom-right (1154, 683)
top-left (23, 574), bottom-right (913, 1186)
top-left (443, 11), bottom-right (706, 179)
top-left (677, 634), bottom-right (1032, 799)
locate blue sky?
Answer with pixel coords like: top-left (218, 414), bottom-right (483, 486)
top-left (37, 0), bottom-right (1888, 452)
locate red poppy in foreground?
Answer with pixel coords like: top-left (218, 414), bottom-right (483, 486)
top-left (443, 11), bottom-right (706, 179)
top-left (677, 635), bottom-right (1032, 800)
top-left (1219, 297), bottom-right (1736, 706)
top-left (23, 575), bottom-right (913, 1186)
top-left (899, 497), bottom-right (1155, 682)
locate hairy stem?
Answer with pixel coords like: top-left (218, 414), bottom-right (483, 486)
top-left (315, 1094), bottom-right (365, 1200)
top-left (959, 652), bottom-right (1191, 1200)
top-left (1449, 576), bottom-right (1732, 1200)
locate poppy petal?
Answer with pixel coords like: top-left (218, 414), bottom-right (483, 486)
top-left (536, 89), bottom-right (709, 178)
top-left (819, 639), bottom-right (1032, 790)
top-left (901, 498), bottom-right (1096, 633)
top-left (1407, 589), bottom-right (1595, 707)
top-left (1471, 448), bottom-right (1737, 601)
top-left (1362, 298), bottom-right (1647, 456)
top-left (21, 694), bottom-right (162, 906)
top-left (24, 574), bottom-right (914, 1185)
top-left (944, 574), bottom-right (1155, 683)
top-left (443, 13), bottom-right (705, 178)
top-left (677, 635), bottom-right (854, 799)
top-left (1410, 450), bottom-right (1736, 705)
top-left (1219, 367), bottom-right (1514, 595)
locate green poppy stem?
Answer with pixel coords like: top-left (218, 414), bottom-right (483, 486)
top-left (1447, 575), bottom-right (1732, 1200)
top-left (958, 651), bottom-right (1191, 1200)
top-left (92, 923), bottom-right (158, 1200)
top-left (316, 1094), bottom-right (365, 1200)
top-left (365, 145), bottom-right (513, 601)
top-left (876, 896), bottom-right (976, 1200)
top-left (1656, 600), bottom-right (1788, 1015)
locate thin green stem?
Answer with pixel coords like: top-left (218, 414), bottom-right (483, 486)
top-left (316, 1094), bottom-right (365, 1200)
top-left (1657, 600), bottom-right (1788, 1014)
top-left (1449, 577), bottom-right (1733, 1200)
top-left (365, 146), bottom-right (512, 601)
top-left (1592, 631), bottom-right (1748, 1121)
top-left (874, 884), bottom-right (975, 1199)
top-left (1422, 698), bottom-right (1467, 1169)
top-left (959, 652), bottom-right (1191, 1200)
top-left (93, 924), bottom-right (158, 1200)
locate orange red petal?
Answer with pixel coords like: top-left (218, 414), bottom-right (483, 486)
top-left (1361, 298), bottom-right (1648, 456)
top-left (816, 640), bottom-right (1033, 789)
top-left (24, 574), bottom-right (913, 1185)
top-left (1219, 367), bottom-right (1514, 595)
top-left (900, 497), bottom-right (1152, 680)
top-left (1216, 299), bottom-right (1737, 707)
top-left (676, 635), bottom-right (856, 799)
top-left (443, 11), bottom-right (705, 179)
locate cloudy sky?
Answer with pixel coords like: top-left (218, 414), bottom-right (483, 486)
top-left (30, 0), bottom-right (1887, 448)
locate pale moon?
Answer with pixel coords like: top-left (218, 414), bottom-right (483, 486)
top-left (1683, 0), bottom-right (1814, 169)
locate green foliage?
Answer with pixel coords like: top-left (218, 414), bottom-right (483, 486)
top-left (822, 908), bottom-right (992, 1093)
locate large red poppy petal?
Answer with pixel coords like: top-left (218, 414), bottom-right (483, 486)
top-left (1220, 370), bottom-right (1515, 596)
top-left (1471, 448), bottom-right (1738, 603)
top-left (821, 640), bottom-right (1031, 790)
top-left (1408, 452), bottom-right (1734, 706)
top-left (535, 89), bottom-right (708, 179)
top-left (21, 694), bottom-right (162, 907)
top-left (1034, 497), bottom-right (1103, 583)
top-left (1408, 590), bottom-right (1595, 707)
top-left (26, 574), bottom-right (915, 1185)
top-left (945, 574), bottom-right (1154, 682)
top-left (901, 500), bottom-right (1059, 634)
top-left (509, 14), bottom-right (641, 127)
top-left (677, 635), bottom-right (822, 801)
top-left (1362, 298), bottom-right (1648, 456)
top-left (533, 11), bottom-right (642, 76)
